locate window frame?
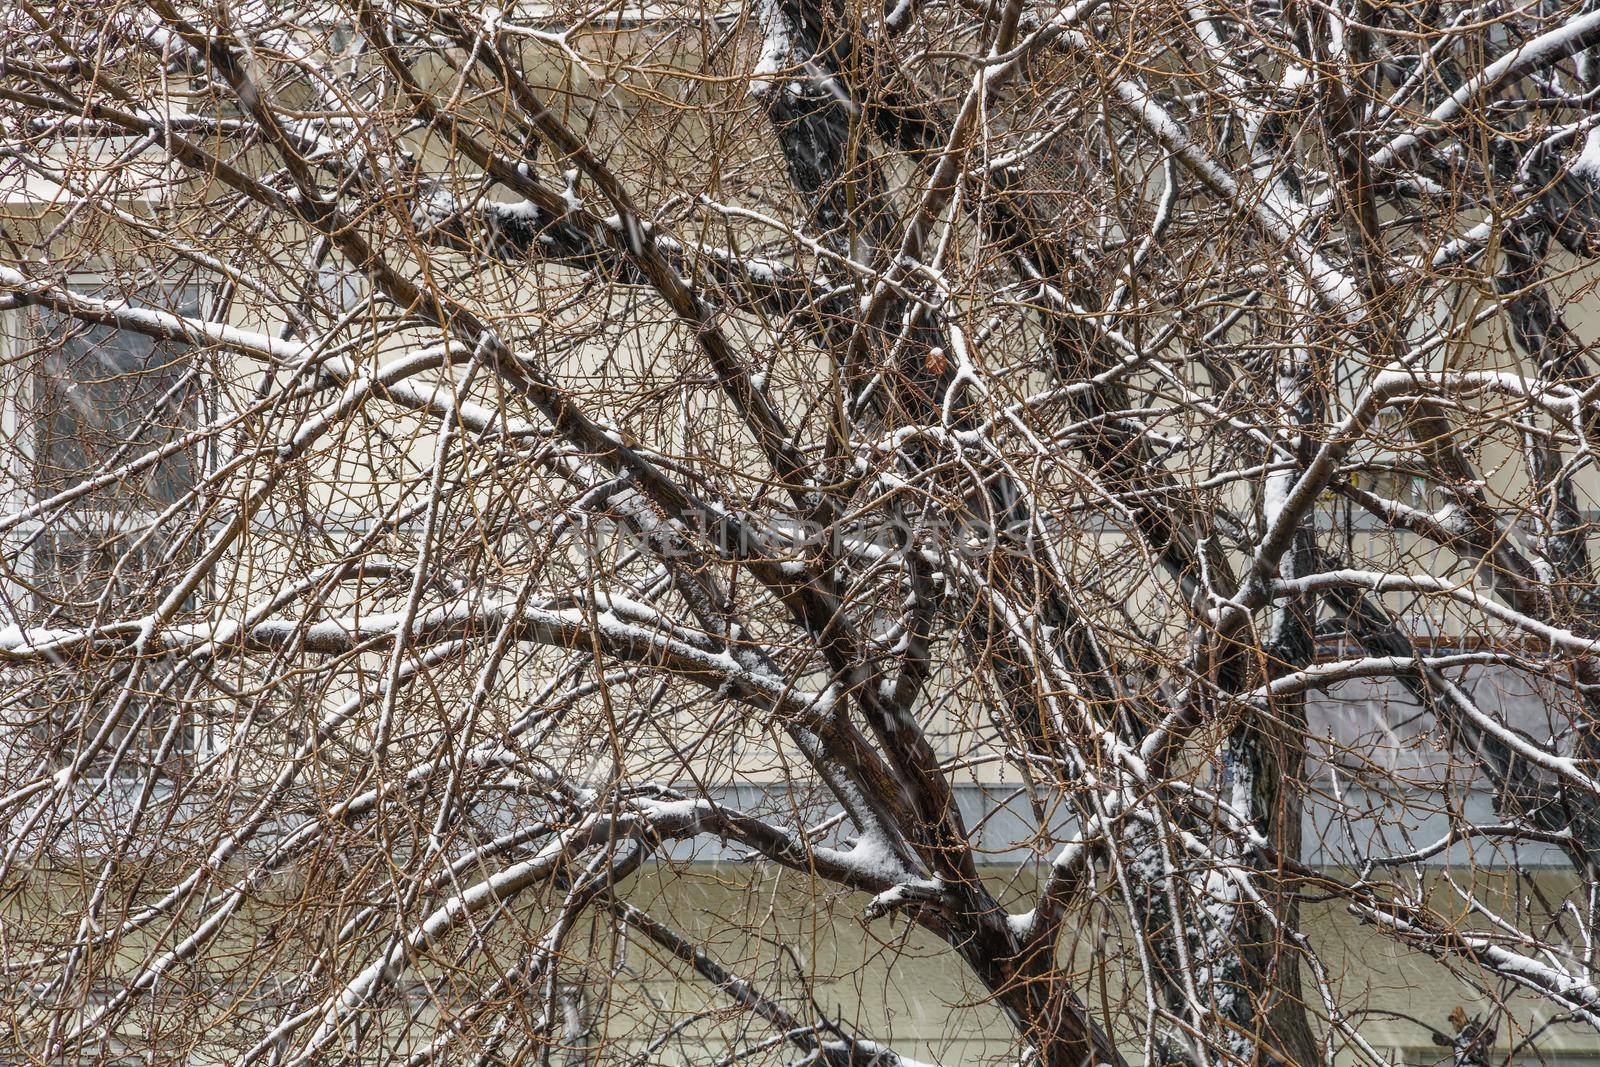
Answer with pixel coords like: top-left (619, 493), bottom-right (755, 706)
top-left (0, 274), bottom-right (215, 783)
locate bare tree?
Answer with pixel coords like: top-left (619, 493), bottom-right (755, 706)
top-left (4, 0), bottom-right (1600, 1064)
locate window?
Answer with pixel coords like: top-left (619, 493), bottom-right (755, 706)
top-left (4, 282), bottom-right (206, 781)
top-left (1349, 410), bottom-right (1444, 512)
top-left (30, 303), bottom-right (201, 509)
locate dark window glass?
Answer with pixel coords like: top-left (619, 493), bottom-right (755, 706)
top-left (30, 295), bottom-right (202, 509)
